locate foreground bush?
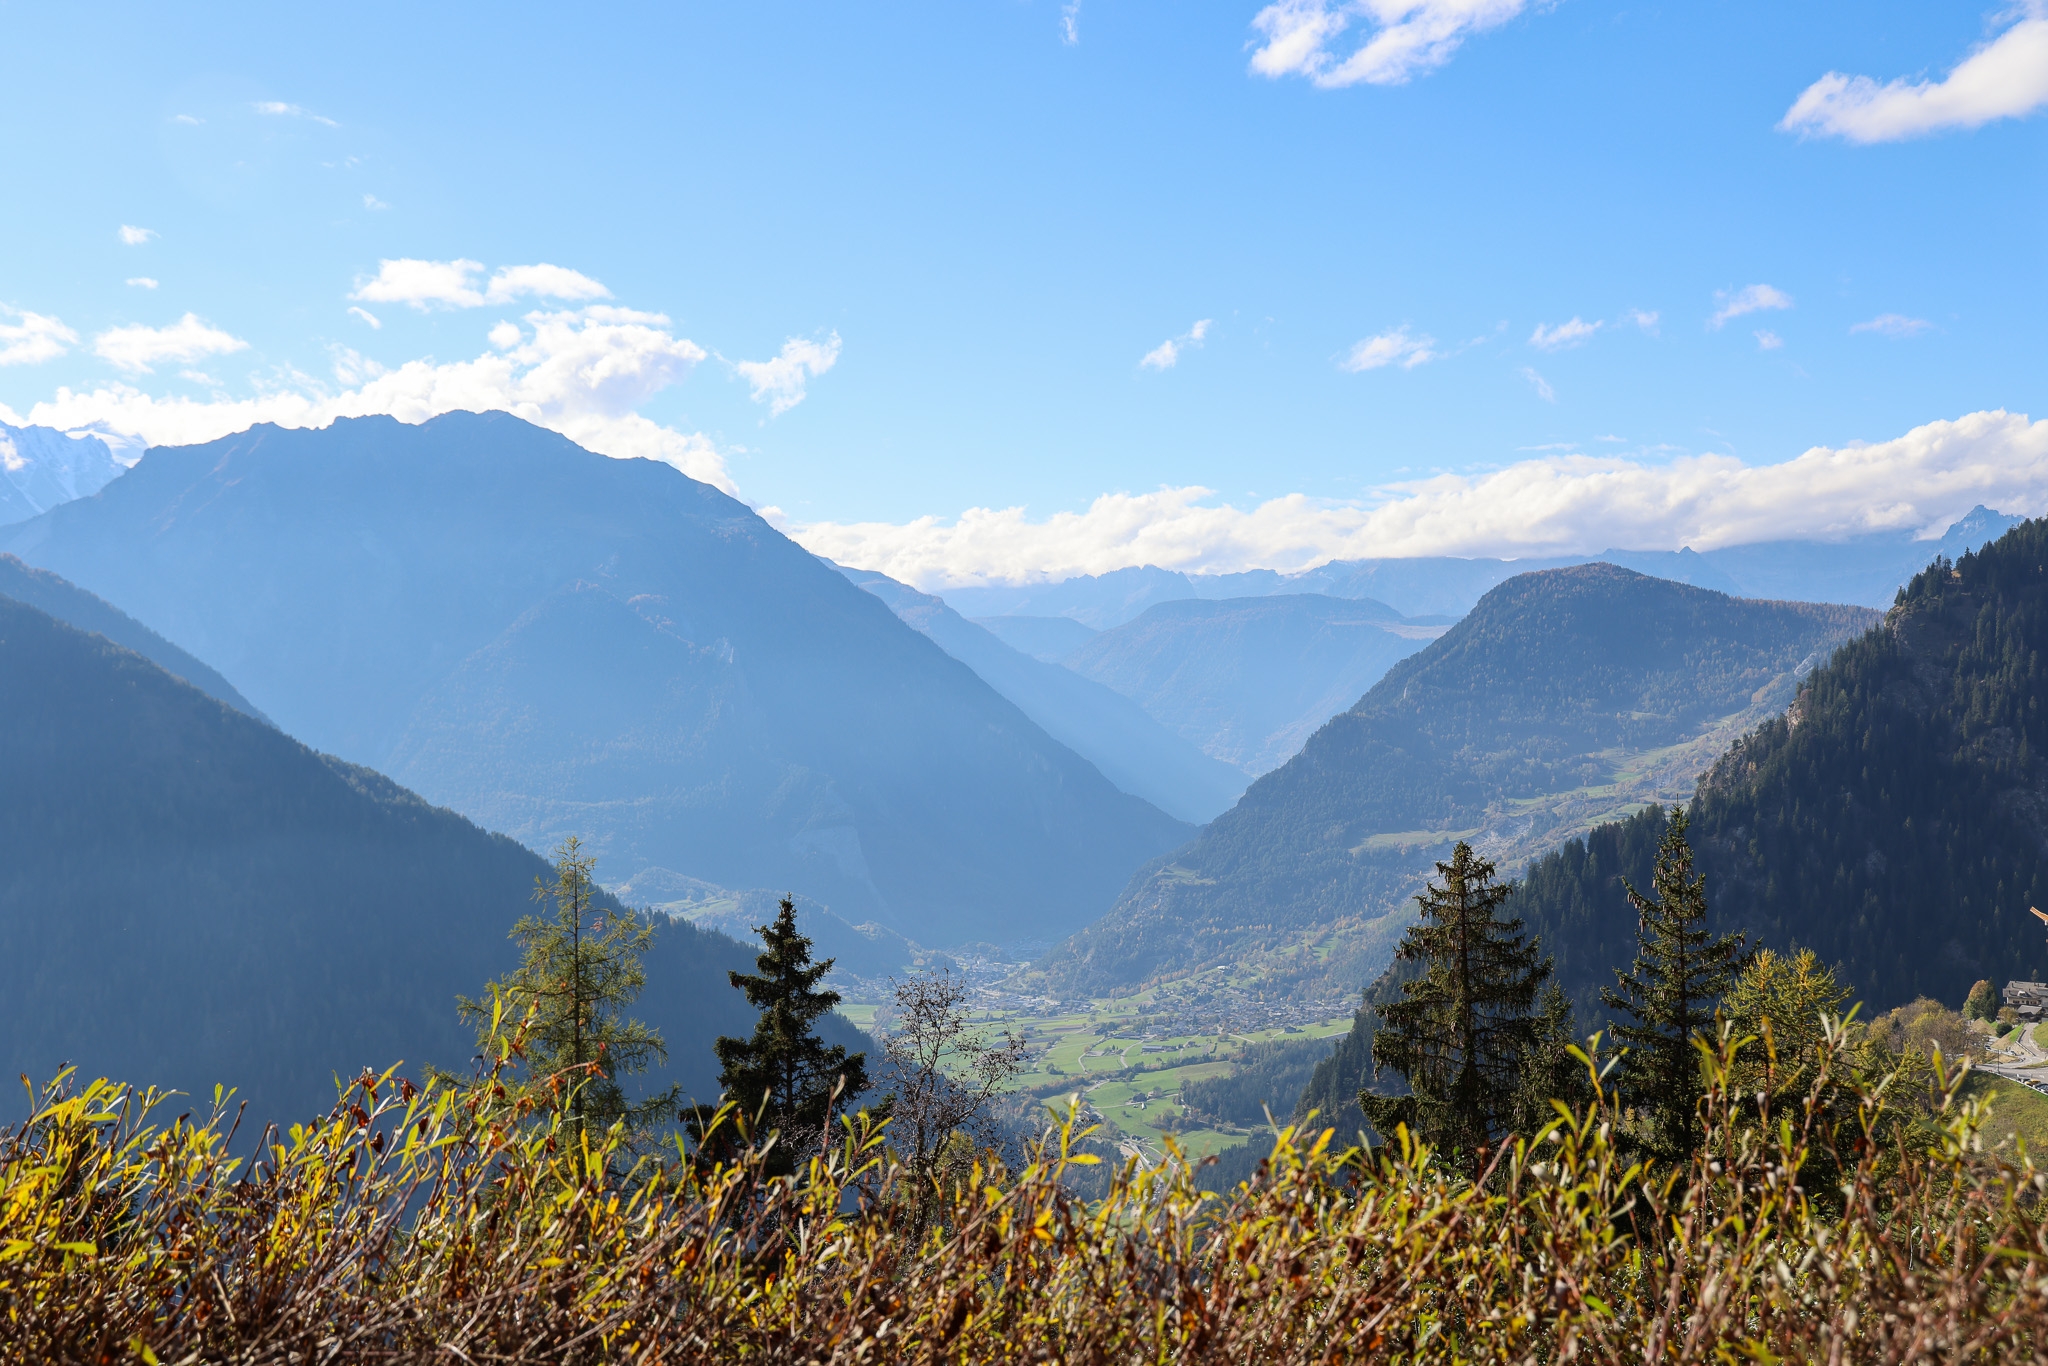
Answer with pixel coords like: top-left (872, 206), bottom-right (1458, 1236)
top-left (7, 1020), bottom-right (2048, 1362)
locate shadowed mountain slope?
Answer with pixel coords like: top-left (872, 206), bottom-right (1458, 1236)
top-left (1033, 565), bottom-right (1877, 997)
top-left (0, 593), bottom-right (867, 1123)
top-left (1061, 594), bottom-right (1448, 777)
top-left (0, 553), bottom-right (264, 721)
top-left (1, 412), bottom-right (1188, 947)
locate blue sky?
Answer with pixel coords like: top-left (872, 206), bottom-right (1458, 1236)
top-left (2, 1), bottom-right (2044, 583)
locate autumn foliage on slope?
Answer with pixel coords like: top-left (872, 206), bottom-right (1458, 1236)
top-left (7, 1019), bottom-right (2048, 1362)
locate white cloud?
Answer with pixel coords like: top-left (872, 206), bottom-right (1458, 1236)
top-left (1852, 312), bottom-right (1933, 338)
top-left (1519, 365), bottom-right (1556, 401)
top-left (787, 409), bottom-right (2048, 587)
top-left (347, 305), bottom-right (382, 330)
top-left (254, 100), bottom-right (339, 127)
top-left (1250, 0), bottom-right (1532, 89)
top-left (126, 277), bottom-right (159, 290)
top-left (1780, 13), bottom-right (2048, 143)
top-left (1062, 0), bottom-right (1081, 44)
top-left (118, 225), bottom-right (156, 246)
top-left (488, 320), bottom-right (522, 349)
top-left (92, 314), bottom-right (249, 374)
top-left (1754, 329), bottom-right (1785, 351)
top-left (8, 305), bottom-right (734, 493)
top-left (1529, 316), bottom-right (1601, 350)
top-left (1340, 325), bottom-right (1437, 371)
top-left (1710, 283), bottom-right (1793, 328)
top-left (1627, 309), bottom-right (1660, 333)
top-left (1140, 318), bottom-right (1213, 370)
top-left (363, 193), bottom-right (390, 211)
top-left (349, 258), bottom-right (612, 310)
top-left (172, 114), bottom-right (202, 126)
top-left (734, 333), bottom-right (842, 416)
top-left (0, 308), bottom-right (78, 366)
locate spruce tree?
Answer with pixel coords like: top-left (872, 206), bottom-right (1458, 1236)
top-left (708, 898), bottom-right (868, 1172)
top-left (1511, 982), bottom-right (1593, 1137)
top-left (1601, 806), bottom-right (1747, 1161)
top-left (1361, 842), bottom-right (1549, 1169)
top-left (460, 837), bottom-right (677, 1143)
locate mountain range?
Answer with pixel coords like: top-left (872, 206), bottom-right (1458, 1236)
top-left (0, 585), bottom-right (869, 1122)
top-left (0, 421), bottom-right (124, 526)
top-left (1, 412), bottom-right (1189, 948)
top-left (1286, 515), bottom-right (2048, 1143)
top-left (1061, 594), bottom-right (1449, 777)
top-left (943, 507), bottom-right (2022, 626)
top-left (1033, 565), bottom-right (1878, 998)
top-left (837, 565), bottom-right (1246, 823)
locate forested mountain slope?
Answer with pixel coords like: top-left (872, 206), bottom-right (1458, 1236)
top-left (1033, 566), bottom-right (1876, 996)
top-left (838, 565), bottom-right (1245, 823)
top-left (1061, 594), bottom-right (1447, 777)
top-left (1, 412), bottom-right (1188, 946)
top-left (0, 553), bottom-right (263, 720)
top-left (1688, 517), bottom-right (2048, 1010)
top-left (0, 594), bottom-right (865, 1122)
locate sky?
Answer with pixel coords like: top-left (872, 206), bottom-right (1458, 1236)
top-left (1, 1), bottom-right (2045, 585)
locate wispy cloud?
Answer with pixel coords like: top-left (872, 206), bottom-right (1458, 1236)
top-left (126, 277), bottom-right (159, 290)
top-left (349, 259), bottom-right (613, 310)
top-left (171, 114), bottom-right (202, 126)
top-left (786, 409), bottom-right (2048, 587)
top-left (1626, 309), bottom-right (1660, 334)
top-left (1340, 325), bottom-right (1437, 371)
top-left (362, 193), bottom-right (390, 211)
top-left (1754, 329), bottom-right (1785, 351)
top-left (1529, 316), bottom-right (1601, 350)
top-left (1710, 283), bottom-right (1793, 328)
top-left (254, 100), bottom-right (339, 127)
top-left (92, 314), bottom-right (249, 374)
top-left (347, 306), bottom-right (382, 330)
top-left (1061, 0), bottom-right (1081, 44)
top-left (118, 225), bottom-right (156, 247)
top-left (0, 307), bottom-right (78, 367)
top-left (1140, 319), bottom-right (1213, 370)
top-left (1250, 0), bottom-right (1533, 89)
top-left (734, 334), bottom-right (842, 416)
top-left (1781, 11), bottom-right (2048, 143)
top-left (9, 305), bottom-right (732, 493)
top-left (1851, 312), bottom-right (1934, 338)
top-left (1519, 365), bottom-right (1556, 401)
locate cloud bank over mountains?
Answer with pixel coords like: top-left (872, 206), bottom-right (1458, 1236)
top-left (0, 258), bottom-right (856, 495)
top-left (788, 410), bottom-right (2048, 587)
top-left (1, 302), bottom-right (735, 492)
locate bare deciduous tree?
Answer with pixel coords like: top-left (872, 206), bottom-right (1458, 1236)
top-left (879, 969), bottom-right (1029, 1227)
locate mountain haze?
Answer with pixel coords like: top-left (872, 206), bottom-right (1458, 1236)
top-left (840, 565), bottom-right (1245, 823)
top-left (0, 592), bottom-right (863, 1122)
top-left (1034, 565), bottom-right (1877, 996)
top-left (2, 412), bottom-right (1187, 946)
top-left (1062, 594), bottom-right (1448, 777)
top-left (0, 553), bottom-right (264, 720)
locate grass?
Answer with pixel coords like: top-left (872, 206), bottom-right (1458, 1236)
top-left (1962, 1072), bottom-right (2048, 1153)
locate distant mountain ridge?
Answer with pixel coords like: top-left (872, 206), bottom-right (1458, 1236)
top-left (0, 553), bottom-right (265, 721)
top-left (837, 564), bottom-right (1246, 823)
top-left (1061, 594), bottom-right (1448, 777)
top-left (1032, 565), bottom-right (1877, 997)
top-left (2, 412), bottom-right (1188, 947)
top-left (0, 421), bottom-right (124, 526)
top-left (0, 589), bottom-right (867, 1122)
top-left (939, 507), bottom-right (2021, 627)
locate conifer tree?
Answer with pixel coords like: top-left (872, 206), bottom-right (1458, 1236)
top-left (1601, 806), bottom-right (1748, 1161)
top-left (460, 837), bottom-right (677, 1143)
top-left (1362, 842), bottom-right (1549, 1169)
top-left (708, 898), bottom-right (868, 1172)
top-left (1511, 982), bottom-right (1593, 1137)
